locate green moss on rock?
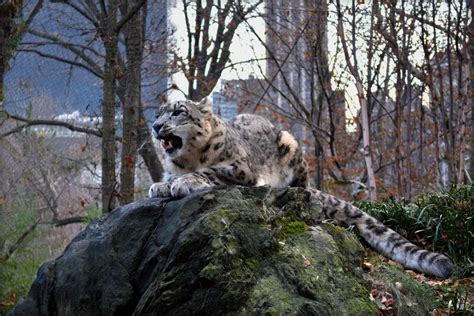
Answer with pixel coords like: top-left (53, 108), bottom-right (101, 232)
top-left (276, 219), bottom-right (308, 238)
top-left (370, 264), bottom-right (436, 315)
top-left (11, 186), bottom-right (440, 315)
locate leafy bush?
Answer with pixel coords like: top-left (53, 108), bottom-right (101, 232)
top-left (0, 200), bottom-right (49, 313)
top-left (357, 185), bottom-right (474, 279)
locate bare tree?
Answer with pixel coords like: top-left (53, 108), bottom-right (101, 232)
top-left (180, 0), bottom-right (263, 100)
top-left (8, 0), bottom-right (159, 211)
top-left (100, 0), bottom-right (120, 212)
top-left (118, 0), bottom-right (144, 204)
top-left (0, 0), bottom-right (43, 111)
top-left (468, 0), bottom-right (474, 182)
top-left (335, 0), bottom-right (377, 200)
top-left (0, 96), bottom-right (102, 261)
top-left (253, 1), bottom-right (344, 198)
top-left (0, 0), bottom-right (43, 213)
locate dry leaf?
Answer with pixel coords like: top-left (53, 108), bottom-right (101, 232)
top-left (362, 261), bottom-right (373, 270)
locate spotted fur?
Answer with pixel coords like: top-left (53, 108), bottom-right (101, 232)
top-left (149, 97), bottom-right (453, 279)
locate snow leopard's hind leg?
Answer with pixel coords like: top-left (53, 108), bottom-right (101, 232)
top-left (276, 130), bottom-right (309, 188)
top-left (307, 188), bottom-right (453, 279)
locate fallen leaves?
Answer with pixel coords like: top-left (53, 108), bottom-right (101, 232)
top-left (362, 260), bottom-right (373, 270)
top-left (369, 287), bottom-right (394, 313)
top-left (0, 292), bottom-right (17, 308)
top-left (362, 250), bottom-right (473, 315)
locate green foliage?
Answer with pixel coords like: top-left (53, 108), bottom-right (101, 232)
top-left (0, 200), bottom-right (49, 313)
top-left (357, 185), bottom-right (474, 278)
top-left (84, 206), bottom-right (102, 223)
top-left (0, 199), bottom-right (38, 251)
top-left (433, 282), bottom-right (473, 315)
top-left (0, 252), bottom-right (47, 313)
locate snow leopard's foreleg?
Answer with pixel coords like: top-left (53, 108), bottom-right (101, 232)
top-left (149, 161), bottom-right (257, 198)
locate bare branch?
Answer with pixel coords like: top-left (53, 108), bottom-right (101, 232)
top-left (52, 216), bottom-right (87, 227)
top-left (393, 7), bottom-right (463, 42)
top-left (18, 48), bottom-right (103, 79)
top-left (244, 17), bottom-right (310, 118)
top-left (26, 28), bottom-right (104, 59)
top-left (1, 218), bottom-right (40, 261)
top-left (23, 0), bottom-right (44, 32)
top-left (51, 0), bottom-right (100, 28)
top-left (26, 29), bottom-right (104, 76)
top-left (115, 0), bottom-right (147, 33)
top-left (0, 110), bottom-right (102, 139)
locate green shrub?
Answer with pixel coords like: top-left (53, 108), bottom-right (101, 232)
top-left (84, 206), bottom-right (102, 223)
top-left (0, 199), bottom-right (49, 314)
top-left (357, 185), bottom-right (474, 279)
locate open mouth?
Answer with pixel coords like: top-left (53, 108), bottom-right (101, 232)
top-left (160, 134), bottom-right (183, 153)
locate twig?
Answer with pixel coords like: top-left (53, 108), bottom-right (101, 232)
top-left (114, 0), bottom-right (147, 33)
top-left (0, 110), bottom-right (102, 139)
top-left (52, 216), bottom-right (87, 227)
top-left (1, 218), bottom-right (41, 261)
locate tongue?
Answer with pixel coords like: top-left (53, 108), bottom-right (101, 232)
top-left (161, 139), bottom-right (173, 150)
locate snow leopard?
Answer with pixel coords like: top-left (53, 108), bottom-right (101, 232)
top-left (148, 97), bottom-right (453, 279)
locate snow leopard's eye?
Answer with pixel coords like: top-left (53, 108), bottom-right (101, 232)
top-left (171, 110), bottom-right (184, 117)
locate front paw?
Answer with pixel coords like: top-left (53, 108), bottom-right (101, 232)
top-left (149, 182), bottom-right (171, 198)
top-left (169, 175), bottom-right (212, 197)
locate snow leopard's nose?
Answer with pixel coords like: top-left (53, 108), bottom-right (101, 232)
top-left (153, 122), bottom-right (173, 138)
top-left (152, 122), bottom-right (163, 136)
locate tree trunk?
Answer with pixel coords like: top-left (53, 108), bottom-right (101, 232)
top-left (469, 0), bottom-right (474, 182)
top-left (0, 3), bottom-right (13, 111)
top-left (313, 138), bottom-right (323, 189)
top-left (312, 0), bottom-right (331, 189)
top-left (101, 0), bottom-right (119, 213)
top-left (0, 20), bottom-right (5, 112)
top-left (116, 85), bottom-right (163, 184)
top-left (356, 82), bottom-right (377, 200)
top-left (0, 4), bottom-right (12, 212)
top-left (336, 0), bottom-right (377, 200)
top-left (137, 104), bottom-right (163, 182)
top-left (115, 2), bottom-right (163, 186)
top-left (119, 5), bottom-right (142, 204)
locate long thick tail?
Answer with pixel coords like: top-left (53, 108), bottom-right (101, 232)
top-left (308, 188), bottom-right (453, 279)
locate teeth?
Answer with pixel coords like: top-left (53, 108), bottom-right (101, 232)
top-left (161, 139), bottom-right (173, 150)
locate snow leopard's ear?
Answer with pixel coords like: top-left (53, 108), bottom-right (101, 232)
top-left (196, 96), bottom-right (213, 114)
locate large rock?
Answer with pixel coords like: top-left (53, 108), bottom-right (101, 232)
top-left (11, 187), bottom-right (436, 315)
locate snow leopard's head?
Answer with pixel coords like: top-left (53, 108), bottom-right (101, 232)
top-left (152, 97), bottom-right (214, 158)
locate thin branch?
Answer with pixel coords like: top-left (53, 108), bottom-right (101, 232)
top-left (23, 0), bottom-right (44, 32)
top-left (51, 0), bottom-right (100, 28)
top-left (244, 17), bottom-right (310, 118)
top-left (26, 29), bottom-right (104, 75)
top-left (1, 218), bottom-right (40, 261)
top-left (52, 216), bottom-right (87, 227)
top-left (18, 48), bottom-right (103, 79)
top-left (393, 7), bottom-right (463, 42)
top-left (0, 110), bottom-right (102, 138)
top-left (21, 40), bottom-right (104, 58)
top-left (115, 0), bottom-right (147, 33)
top-left (99, 0), bottom-right (107, 17)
